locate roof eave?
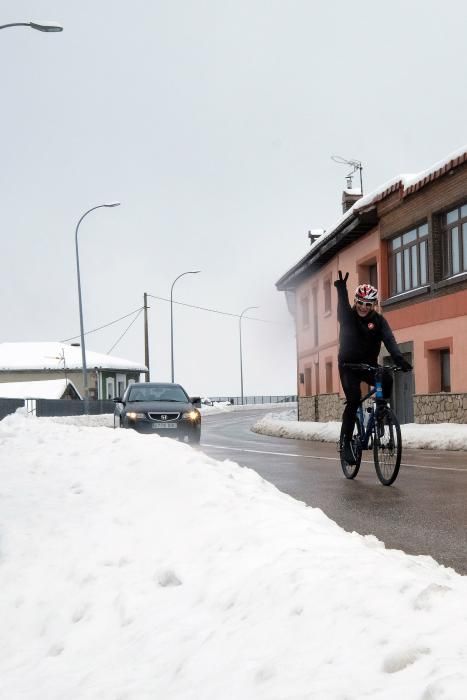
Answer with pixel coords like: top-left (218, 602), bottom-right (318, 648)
top-left (276, 208), bottom-right (377, 291)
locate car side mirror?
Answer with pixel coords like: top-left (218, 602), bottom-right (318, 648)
top-left (190, 396), bottom-right (201, 407)
top-left (113, 397), bottom-right (123, 403)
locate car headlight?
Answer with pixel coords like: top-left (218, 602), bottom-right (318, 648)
top-left (182, 410), bottom-right (200, 421)
top-left (126, 412), bottom-right (146, 420)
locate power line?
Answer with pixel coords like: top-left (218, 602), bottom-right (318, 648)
top-left (107, 308), bottom-right (144, 354)
top-left (59, 293), bottom-right (289, 349)
top-left (147, 293), bottom-right (282, 324)
top-left (60, 306), bottom-right (144, 342)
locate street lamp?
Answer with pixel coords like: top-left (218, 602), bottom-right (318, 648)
top-left (0, 21), bottom-right (63, 32)
top-left (170, 270), bottom-right (200, 382)
top-left (75, 202), bottom-right (120, 409)
top-left (239, 306), bottom-right (259, 405)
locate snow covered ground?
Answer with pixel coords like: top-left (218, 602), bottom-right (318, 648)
top-left (252, 409), bottom-right (467, 451)
top-left (1, 411), bottom-right (467, 699)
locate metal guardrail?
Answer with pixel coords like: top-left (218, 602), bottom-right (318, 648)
top-left (209, 395), bottom-right (297, 406)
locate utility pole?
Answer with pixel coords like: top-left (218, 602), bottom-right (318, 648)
top-left (239, 306), bottom-right (259, 404)
top-left (144, 292), bottom-right (150, 382)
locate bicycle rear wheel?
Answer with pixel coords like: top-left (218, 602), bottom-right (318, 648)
top-left (339, 418), bottom-right (362, 479)
top-left (373, 407), bottom-right (402, 485)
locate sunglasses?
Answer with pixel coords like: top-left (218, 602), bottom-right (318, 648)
top-left (355, 299), bottom-right (376, 309)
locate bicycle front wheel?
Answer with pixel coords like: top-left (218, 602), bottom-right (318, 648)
top-left (339, 418), bottom-right (362, 479)
top-left (373, 407), bottom-right (402, 486)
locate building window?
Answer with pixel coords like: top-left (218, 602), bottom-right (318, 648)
top-left (368, 264), bottom-right (378, 289)
top-left (440, 350), bottom-right (451, 392)
top-left (301, 296), bottom-right (310, 328)
top-left (304, 367), bottom-right (312, 395)
top-left (389, 223), bottom-right (428, 295)
top-left (116, 373), bottom-right (126, 398)
top-left (325, 361), bottom-right (333, 393)
top-left (441, 203), bottom-right (467, 278)
top-left (312, 288), bottom-right (319, 346)
top-left (324, 279), bottom-right (331, 313)
top-left (106, 377), bottom-right (115, 399)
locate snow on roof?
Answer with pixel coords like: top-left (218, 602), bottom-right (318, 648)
top-left (0, 378), bottom-right (82, 400)
top-left (403, 143), bottom-right (467, 193)
top-left (343, 188), bottom-right (362, 196)
top-left (307, 144), bottom-right (467, 258)
top-left (0, 343), bottom-right (147, 372)
top-left (306, 173), bottom-right (412, 256)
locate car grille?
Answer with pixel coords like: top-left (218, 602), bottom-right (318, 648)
top-left (148, 412), bottom-right (180, 421)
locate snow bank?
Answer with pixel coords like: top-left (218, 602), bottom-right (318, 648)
top-left (252, 411), bottom-right (467, 451)
top-left (1, 413), bottom-right (467, 699)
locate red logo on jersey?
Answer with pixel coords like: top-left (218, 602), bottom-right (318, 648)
top-left (367, 322), bottom-right (375, 330)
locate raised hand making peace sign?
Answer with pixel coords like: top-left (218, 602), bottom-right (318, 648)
top-left (334, 270), bottom-right (349, 288)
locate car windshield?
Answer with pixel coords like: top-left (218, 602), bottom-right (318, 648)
top-left (127, 385), bottom-right (188, 403)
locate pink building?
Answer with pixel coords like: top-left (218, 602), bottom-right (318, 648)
top-left (277, 146), bottom-right (467, 424)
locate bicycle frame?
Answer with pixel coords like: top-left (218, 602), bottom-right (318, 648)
top-left (344, 363), bottom-right (394, 451)
top-left (355, 389), bottom-right (377, 450)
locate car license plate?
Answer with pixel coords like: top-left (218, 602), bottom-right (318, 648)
top-left (153, 423), bottom-right (177, 429)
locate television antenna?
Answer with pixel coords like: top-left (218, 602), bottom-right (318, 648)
top-left (331, 155), bottom-right (363, 194)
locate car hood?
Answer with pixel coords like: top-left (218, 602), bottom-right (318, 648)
top-left (123, 401), bottom-right (194, 413)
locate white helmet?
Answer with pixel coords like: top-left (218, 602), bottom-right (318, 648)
top-left (354, 283), bottom-right (378, 303)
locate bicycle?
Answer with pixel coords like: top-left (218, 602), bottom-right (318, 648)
top-left (338, 363), bottom-right (405, 486)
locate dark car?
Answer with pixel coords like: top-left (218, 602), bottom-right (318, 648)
top-left (114, 382), bottom-right (201, 444)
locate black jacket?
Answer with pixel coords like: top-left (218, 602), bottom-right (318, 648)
top-left (336, 282), bottom-right (403, 366)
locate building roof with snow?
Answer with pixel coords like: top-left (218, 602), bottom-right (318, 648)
top-left (277, 144), bottom-right (467, 290)
top-left (0, 342), bottom-right (147, 373)
top-left (0, 378), bottom-right (82, 400)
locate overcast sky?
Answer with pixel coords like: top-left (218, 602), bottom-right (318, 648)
top-left (1, 1), bottom-right (467, 396)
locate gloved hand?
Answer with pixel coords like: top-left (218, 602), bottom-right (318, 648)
top-left (395, 357), bottom-right (412, 372)
top-left (334, 270), bottom-right (349, 289)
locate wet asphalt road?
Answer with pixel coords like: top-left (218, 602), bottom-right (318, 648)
top-left (200, 408), bottom-right (467, 575)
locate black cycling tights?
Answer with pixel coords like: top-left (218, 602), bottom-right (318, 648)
top-left (339, 365), bottom-right (393, 441)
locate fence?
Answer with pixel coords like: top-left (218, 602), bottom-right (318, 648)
top-left (209, 395), bottom-right (297, 406)
top-left (0, 398), bottom-right (116, 420)
top-left (0, 397), bottom-right (25, 420)
top-left (35, 399), bottom-right (116, 417)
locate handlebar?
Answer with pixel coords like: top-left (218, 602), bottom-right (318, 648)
top-left (341, 362), bottom-right (403, 372)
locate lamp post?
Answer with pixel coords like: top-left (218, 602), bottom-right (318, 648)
top-left (239, 306), bottom-right (258, 405)
top-left (75, 203), bottom-right (120, 409)
top-left (0, 21), bottom-right (63, 32)
top-left (170, 270), bottom-right (200, 382)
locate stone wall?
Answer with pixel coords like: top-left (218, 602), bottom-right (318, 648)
top-left (414, 393), bottom-right (467, 424)
top-left (299, 393), bottom-right (341, 422)
top-left (317, 393), bottom-right (342, 422)
top-left (298, 396), bottom-right (317, 421)
top-left (301, 391), bottom-right (467, 424)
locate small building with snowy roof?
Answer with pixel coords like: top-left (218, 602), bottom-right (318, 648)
top-left (0, 343), bottom-right (147, 400)
top-left (0, 378), bottom-right (82, 400)
top-left (277, 144), bottom-right (467, 424)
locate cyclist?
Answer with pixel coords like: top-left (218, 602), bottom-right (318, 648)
top-left (334, 270), bottom-right (412, 464)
